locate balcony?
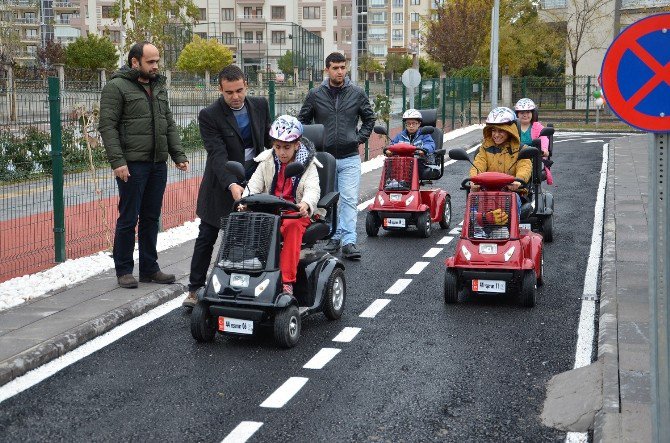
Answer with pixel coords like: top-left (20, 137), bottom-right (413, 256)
top-left (15, 17), bottom-right (39, 25)
top-left (237, 14), bottom-right (265, 22)
top-left (53, 2), bottom-right (79, 9)
top-left (540, 0), bottom-right (567, 8)
top-left (6, 0), bottom-right (38, 9)
top-left (240, 41), bottom-right (267, 54)
top-left (20, 34), bottom-right (40, 42)
top-left (53, 16), bottom-right (80, 25)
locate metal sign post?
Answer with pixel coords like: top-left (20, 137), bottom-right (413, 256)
top-left (650, 133), bottom-right (670, 442)
top-left (401, 68), bottom-right (421, 110)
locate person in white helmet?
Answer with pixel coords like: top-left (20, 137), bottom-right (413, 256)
top-left (241, 115), bottom-right (324, 296)
top-left (390, 108), bottom-right (437, 178)
top-left (514, 98), bottom-right (553, 185)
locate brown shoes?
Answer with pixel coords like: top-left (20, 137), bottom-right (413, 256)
top-left (182, 291), bottom-right (197, 308)
top-left (139, 271), bottom-right (176, 284)
top-left (117, 274), bottom-right (139, 288)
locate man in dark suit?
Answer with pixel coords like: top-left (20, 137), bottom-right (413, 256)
top-left (183, 65), bottom-right (271, 307)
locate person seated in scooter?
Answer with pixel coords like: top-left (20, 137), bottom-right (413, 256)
top-left (242, 115), bottom-right (323, 296)
top-left (514, 98), bottom-right (553, 185)
top-left (389, 109), bottom-right (437, 179)
top-left (469, 107), bottom-right (532, 228)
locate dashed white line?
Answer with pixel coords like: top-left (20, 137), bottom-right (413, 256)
top-left (437, 236), bottom-right (454, 245)
top-left (332, 327), bottom-right (361, 343)
top-left (405, 262), bottom-right (430, 275)
top-left (221, 422), bottom-right (264, 443)
top-left (260, 377), bottom-right (309, 408)
top-left (360, 299), bottom-right (391, 318)
top-left (303, 348), bottom-right (341, 369)
top-left (449, 227), bottom-right (462, 235)
top-left (385, 278), bottom-right (412, 294)
top-left (423, 247), bottom-right (443, 258)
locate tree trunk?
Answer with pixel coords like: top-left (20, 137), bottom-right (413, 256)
top-left (571, 62), bottom-right (577, 110)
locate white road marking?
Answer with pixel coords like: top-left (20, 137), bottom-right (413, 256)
top-left (405, 262), bottom-right (430, 275)
top-left (385, 278), bottom-right (412, 294)
top-left (221, 422), bottom-right (264, 443)
top-left (583, 139), bottom-right (605, 144)
top-left (423, 247), bottom-right (443, 258)
top-left (357, 198), bottom-right (374, 211)
top-left (332, 327), bottom-right (361, 343)
top-left (449, 227), bottom-right (461, 235)
top-left (0, 296), bottom-right (182, 404)
top-left (359, 299), bottom-right (391, 318)
top-left (260, 377), bottom-right (309, 408)
top-left (437, 236), bottom-right (454, 245)
top-left (303, 348), bottom-right (341, 369)
top-left (565, 143), bottom-right (608, 442)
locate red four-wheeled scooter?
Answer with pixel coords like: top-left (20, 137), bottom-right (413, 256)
top-left (444, 147), bottom-right (543, 307)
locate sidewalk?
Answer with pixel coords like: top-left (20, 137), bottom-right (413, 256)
top-left (0, 128), bottom-right (483, 387)
top-left (595, 134), bottom-right (651, 441)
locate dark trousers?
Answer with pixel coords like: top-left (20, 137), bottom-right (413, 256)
top-left (113, 161), bottom-right (167, 277)
top-left (189, 220), bottom-right (220, 292)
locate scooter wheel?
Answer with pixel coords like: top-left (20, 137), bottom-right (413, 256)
top-left (274, 305), bottom-right (301, 348)
top-left (417, 211), bottom-right (431, 238)
top-left (439, 196), bottom-right (452, 230)
top-left (365, 212), bottom-right (380, 237)
top-left (519, 270), bottom-right (537, 308)
top-left (323, 267), bottom-right (346, 320)
top-left (443, 269), bottom-right (459, 304)
top-left (191, 302), bottom-right (216, 342)
top-left (542, 215), bottom-right (554, 242)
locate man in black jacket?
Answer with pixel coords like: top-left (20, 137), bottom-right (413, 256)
top-left (183, 65), bottom-right (271, 308)
top-left (298, 52), bottom-right (375, 260)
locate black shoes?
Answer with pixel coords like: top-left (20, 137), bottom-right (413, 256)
top-left (117, 274), bottom-right (138, 288)
top-left (341, 243), bottom-right (362, 260)
top-left (139, 271), bottom-right (176, 284)
top-left (323, 239), bottom-right (341, 253)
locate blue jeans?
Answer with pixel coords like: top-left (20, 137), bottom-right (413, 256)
top-left (113, 161), bottom-right (167, 277)
top-left (333, 155), bottom-right (361, 245)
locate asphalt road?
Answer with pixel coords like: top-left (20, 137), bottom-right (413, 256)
top-left (0, 132), bottom-right (626, 442)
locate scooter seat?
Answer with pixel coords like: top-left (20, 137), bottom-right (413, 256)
top-left (520, 202), bottom-right (533, 220)
top-left (302, 221), bottom-right (330, 246)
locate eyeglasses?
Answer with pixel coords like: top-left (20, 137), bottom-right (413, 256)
top-left (405, 121), bottom-right (420, 126)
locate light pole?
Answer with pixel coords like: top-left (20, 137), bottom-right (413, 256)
top-left (490, 0), bottom-right (500, 108)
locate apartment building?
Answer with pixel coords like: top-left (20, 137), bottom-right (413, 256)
top-left (539, 0), bottom-right (670, 76)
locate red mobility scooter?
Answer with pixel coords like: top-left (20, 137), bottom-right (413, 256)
top-left (365, 110), bottom-right (452, 238)
top-left (444, 147), bottom-right (543, 307)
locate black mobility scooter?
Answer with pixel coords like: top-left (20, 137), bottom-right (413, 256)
top-left (190, 125), bottom-right (346, 348)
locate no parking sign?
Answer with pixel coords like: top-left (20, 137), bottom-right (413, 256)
top-left (601, 13), bottom-right (670, 132)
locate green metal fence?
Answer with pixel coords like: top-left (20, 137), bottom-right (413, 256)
top-left (2, 70), bottom-right (601, 282)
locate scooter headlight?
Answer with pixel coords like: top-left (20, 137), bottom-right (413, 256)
top-left (255, 278), bottom-right (270, 297)
top-left (230, 273), bottom-right (250, 288)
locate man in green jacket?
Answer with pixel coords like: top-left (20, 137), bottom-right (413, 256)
top-left (99, 41), bottom-right (189, 289)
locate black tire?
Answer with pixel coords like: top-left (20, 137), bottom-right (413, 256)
top-left (537, 253), bottom-right (544, 287)
top-left (365, 211), bottom-right (380, 237)
top-left (274, 305), bottom-right (301, 348)
top-left (444, 269), bottom-right (459, 304)
top-left (519, 270), bottom-right (536, 308)
top-left (323, 267), bottom-right (346, 320)
top-left (190, 302), bottom-right (216, 342)
top-left (439, 196), bottom-right (452, 230)
top-left (542, 215), bottom-right (554, 243)
top-left (417, 211), bottom-right (431, 238)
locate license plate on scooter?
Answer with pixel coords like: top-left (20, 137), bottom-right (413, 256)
top-left (218, 317), bottom-right (254, 335)
top-left (472, 279), bottom-right (506, 293)
top-left (384, 218), bottom-right (405, 227)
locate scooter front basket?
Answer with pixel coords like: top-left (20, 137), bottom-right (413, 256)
top-left (467, 193), bottom-right (512, 240)
top-left (383, 156), bottom-right (413, 191)
top-left (217, 212), bottom-right (278, 271)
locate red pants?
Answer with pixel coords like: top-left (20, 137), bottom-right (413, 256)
top-left (280, 216), bottom-right (311, 284)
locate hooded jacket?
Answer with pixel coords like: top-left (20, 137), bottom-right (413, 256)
top-left (390, 128), bottom-right (436, 154)
top-left (99, 66), bottom-right (187, 169)
top-left (469, 122), bottom-right (532, 184)
top-left (297, 77), bottom-right (376, 159)
top-left (244, 138), bottom-right (325, 219)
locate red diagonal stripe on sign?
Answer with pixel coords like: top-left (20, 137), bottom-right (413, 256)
top-left (626, 40), bottom-right (670, 108)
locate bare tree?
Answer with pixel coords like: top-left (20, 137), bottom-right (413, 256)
top-left (545, 0), bottom-right (611, 108)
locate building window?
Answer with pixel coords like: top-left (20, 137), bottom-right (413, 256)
top-left (410, 0), bottom-right (420, 4)
top-left (303, 6), bottom-right (320, 19)
top-left (271, 6), bottom-right (285, 20)
top-left (256, 31), bottom-right (263, 42)
top-left (333, 30), bottom-right (338, 42)
top-left (342, 28), bottom-right (351, 43)
top-left (244, 31), bottom-right (253, 43)
top-left (368, 28), bottom-right (387, 41)
top-left (392, 29), bottom-right (403, 42)
top-left (333, 6), bottom-right (337, 17)
top-left (369, 44), bottom-right (387, 57)
top-left (222, 32), bottom-right (235, 45)
top-left (371, 12), bottom-right (386, 24)
top-left (198, 8), bottom-right (206, 20)
top-left (411, 29), bottom-right (420, 39)
top-left (540, 0), bottom-right (567, 8)
top-left (272, 30), bottom-right (286, 44)
top-left (341, 4), bottom-right (351, 17)
top-left (222, 8), bottom-right (234, 21)
top-left (369, 0), bottom-right (386, 7)
top-left (411, 12), bottom-right (420, 22)
top-left (393, 13), bottom-right (403, 24)
top-left (101, 5), bottom-right (112, 18)
top-left (393, 0), bottom-right (403, 6)
top-left (196, 32), bottom-right (207, 39)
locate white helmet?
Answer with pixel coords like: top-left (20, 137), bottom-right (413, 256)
top-left (269, 115), bottom-right (303, 142)
top-left (514, 98), bottom-right (536, 111)
top-left (485, 107), bottom-right (517, 124)
top-left (402, 109), bottom-right (423, 121)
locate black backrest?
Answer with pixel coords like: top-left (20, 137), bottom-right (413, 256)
top-left (315, 151), bottom-right (336, 197)
top-left (302, 124), bottom-right (325, 152)
top-left (418, 108), bottom-right (443, 149)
